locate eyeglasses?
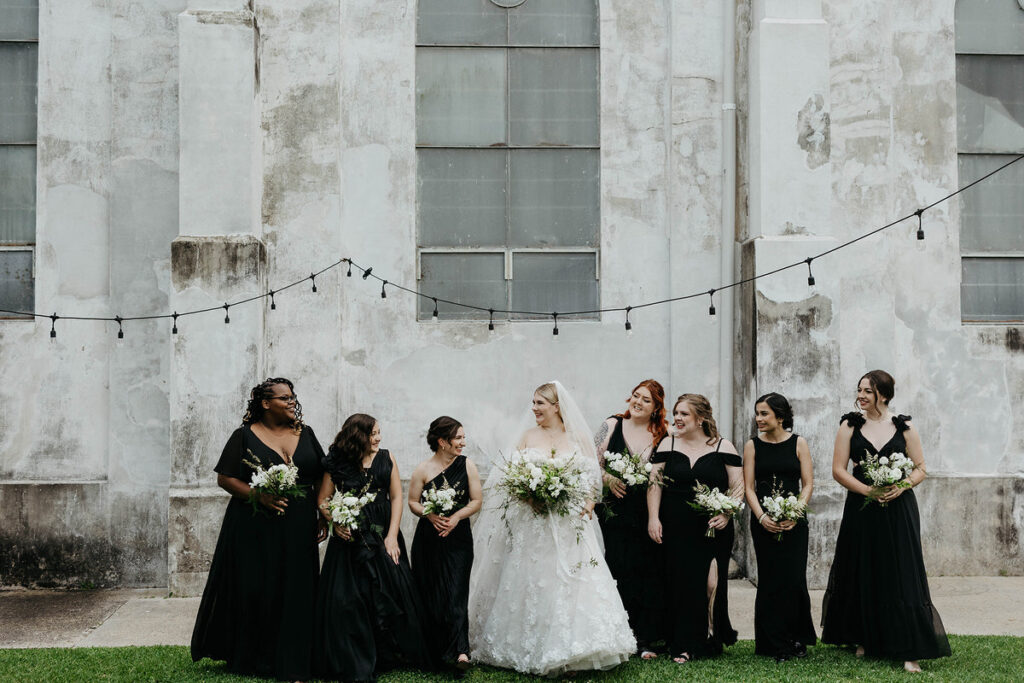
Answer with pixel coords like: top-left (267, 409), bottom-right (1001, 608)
top-left (270, 395), bottom-right (297, 404)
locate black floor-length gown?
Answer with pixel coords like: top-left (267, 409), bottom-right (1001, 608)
top-left (652, 436), bottom-right (739, 659)
top-left (191, 424), bottom-right (325, 681)
top-left (821, 413), bottom-right (950, 661)
top-left (597, 416), bottom-right (664, 649)
top-left (315, 448), bottom-right (430, 682)
top-left (750, 434), bottom-right (816, 657)
top-left (411, 455), bottom-right (473, 665)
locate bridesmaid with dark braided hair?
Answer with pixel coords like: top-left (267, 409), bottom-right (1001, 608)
top-left (191, 378), bottom-right (328, 681)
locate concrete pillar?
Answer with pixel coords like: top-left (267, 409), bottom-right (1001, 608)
top-left (168, 3), bottom-right (264, 596)
top-left (742, 0), bottom-right (838, 586)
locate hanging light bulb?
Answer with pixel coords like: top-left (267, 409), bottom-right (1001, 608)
top-left (431, 298), bottom-right (439, 322)
top-left (488, 309), bottom-right (495, 332)
top-left (224, 303), bottom-right (231, 324)
top-left (707, 290), bottom-right (717, 317)
top-left (49, 313), bottom-right (58, 342)
top-left (171, 312), bottom-right (179, 335)
top-left (115, 316), bottom-right (125, 346)
top-left (381, 281), bottom-right (388, 299)
top-left (624, 306), bottom-right (633, 336)
top-left (914, 209), bottom-right (926, 251)
top-left (310, 274), bottom-right (318, 293)
top-left (552, 313), bottom-right (559, 337)
top-left (805, 257), bottom-right (817, 292)
top-left (269, 291), bottom-right (276, 310)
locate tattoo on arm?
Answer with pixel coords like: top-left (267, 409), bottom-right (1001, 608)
top-left (594, 421), bottom-right (610, 452)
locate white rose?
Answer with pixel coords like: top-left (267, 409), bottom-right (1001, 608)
top-left (342, 496), bottom-right (359, 507)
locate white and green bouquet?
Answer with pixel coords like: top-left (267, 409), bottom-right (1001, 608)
top-left (689, 481), bottom-right (744, 537)
top-left (760, 481), bottom-right (809, 541)
top-left (325, 484), bottom-right (377, 538)
top-left (602, 448), bottom-right (654, 489)
top-left (422, 478), bottom-right (462, 516)
top-left (498, 450), bottom-right (588, 518)
top-left (243, 451), bottom-right (306, 515)
top-left (860, 450), bottom-right (916, 506)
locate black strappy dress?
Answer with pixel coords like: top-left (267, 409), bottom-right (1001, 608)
top-left (314, 448), bottom-right (431, 682)
top-left (750, 434), bottom-right (816, 657)
top-left (411, 455), bottom-right (474, 665)
top-left (191, 424), bottom-right (325, 681)
top-left (821, 413), bottom-right (950, 661)
top-left (597, 416), bottom-right (664, 649)
top-left (651, 436), bottom-right (740, 659)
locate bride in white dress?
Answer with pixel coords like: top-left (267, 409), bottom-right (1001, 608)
top-left (468, 381), bottom-right (636, 676)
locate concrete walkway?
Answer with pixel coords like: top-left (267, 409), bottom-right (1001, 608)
top-left (2, 577), bottom-right (1022, 649)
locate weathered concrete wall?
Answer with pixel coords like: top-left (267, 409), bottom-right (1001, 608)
top-left (4, 0), bottom-right (1022, 591)
top-left (739, 0), bottom-right (1024, 586)
top-left (0, 0), bottom-right (181, 587)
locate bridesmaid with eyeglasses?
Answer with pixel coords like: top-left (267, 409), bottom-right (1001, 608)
top-left (191, 378), bottom-right (328, 681)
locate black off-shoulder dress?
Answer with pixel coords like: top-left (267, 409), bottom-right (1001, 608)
top-left (821, 413), bottom-right (950, 661)
top-left (191, 424), bottom-right (325, 681)
top-left (652, 436), bottom-right (740, 659)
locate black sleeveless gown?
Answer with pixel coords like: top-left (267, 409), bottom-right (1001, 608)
top-left (750, 434), bottom-right (816, 657)
top-left (651, 437), bottom-right (740, 659)
top-left (821, 413), bottom-right (950, 661)
top-left (314, 448), bottom-right (431, 682)
top-left (411, 455), bottom-right (473, 665)
top-left (597, 417), bottom-right (664, 650)
top-left (191, 424), bottom-right (325, 681)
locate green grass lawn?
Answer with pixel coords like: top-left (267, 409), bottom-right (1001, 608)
top-left (0, 637), bottom-right (1019, 682)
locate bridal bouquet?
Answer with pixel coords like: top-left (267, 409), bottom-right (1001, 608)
top-left (498, 451), bottom-right (588, 518)
top-left (760, 480), bottom-right (809, 541)
top-left (325, 483), bottom-right (377, 538)
top-left (242, 451), bottom-right (306, 515)
top-left (602, 448), bottom-right (654, 489)
top-left (860, 450), bottom-right (916, 507)
top-left (421, 478), bottom-right (462, 516)
top-left (689, 481), bottom-right (744, 537)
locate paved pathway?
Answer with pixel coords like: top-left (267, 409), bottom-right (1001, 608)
top-left (2, 577), bottom-right (1022, 649)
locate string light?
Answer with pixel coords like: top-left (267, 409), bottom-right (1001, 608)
top-left (624, 306), bottom-right (633, 336)
top-left (381, 281), bottom-right (388, 299)
top-left (171, 312), bottom-right (179, 335)
top-left (13, 152), bottom-right (1023, 347)
top-left (431, 298), bottom-right (439, 321)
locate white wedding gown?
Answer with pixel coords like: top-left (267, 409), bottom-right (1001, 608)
top-left (468, 447), bottom-right (636, 676)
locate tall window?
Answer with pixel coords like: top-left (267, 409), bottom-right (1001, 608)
top-left (0, 1), bottom-right (37, 319)
top-left (415, 0), bottom-right (599, 320)
top-left (956, 0), bottom-right (1024, 322)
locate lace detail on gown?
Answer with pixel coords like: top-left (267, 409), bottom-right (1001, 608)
top-left (469, 448), bottom-right (636, 675)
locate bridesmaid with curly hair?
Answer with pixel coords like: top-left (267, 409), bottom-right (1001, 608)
top-left (594, 379), bottom-right (668, 658)
top-left (191, 377), bottom-right (327, 681)
top-left (821, 370), bottom-right (950, 673)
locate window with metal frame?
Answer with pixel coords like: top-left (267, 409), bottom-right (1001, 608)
top-left (956, 0), bottom-right (1024, 322)
top-left (415, 0), bottom-right (599, 320)
top-left (0, 0), bottom-right (38, 319)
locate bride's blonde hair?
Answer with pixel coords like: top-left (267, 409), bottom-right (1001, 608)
top-left (535, 383), bottom-right (562, 421)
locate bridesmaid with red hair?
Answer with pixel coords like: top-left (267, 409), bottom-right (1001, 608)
top-left (595, 379), bottom-right (669, 659)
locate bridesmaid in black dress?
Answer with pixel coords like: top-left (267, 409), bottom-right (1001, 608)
top-left (821, 370), bottom-right (950, 673)
top-left (314, 414), bottom-right (430, 682)
top-left (191, 377), bottom-right (327, 681)
top-left (408, 416), bottom-right (483, 671)
top-left (648, 394), bottom-right (742, 664)
top-left (742, 392), bottom-right (816, 662)
top-left (594, 379), bottom-right (668, 658)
